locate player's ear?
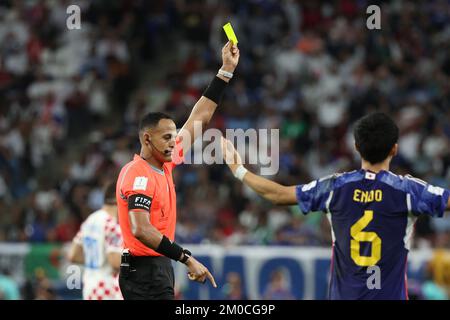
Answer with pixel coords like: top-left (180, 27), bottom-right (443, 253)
top-left (354, 142), bottom-right (360, 154)
top-left (142, 132), bottom-right (151, 146)
top-left (390, 143), bottom-right (398, 157)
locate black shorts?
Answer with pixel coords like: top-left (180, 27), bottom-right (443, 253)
top-left (119, 255), bottom-right (175, 300)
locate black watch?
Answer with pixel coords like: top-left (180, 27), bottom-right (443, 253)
top-left (180, 249), bottom-right (192, 264)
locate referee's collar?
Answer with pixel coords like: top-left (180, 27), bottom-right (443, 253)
top-left (134, 154), bottom-right (165, 175)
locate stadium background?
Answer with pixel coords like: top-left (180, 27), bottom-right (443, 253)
top-left (0, 0), bottom-right (449, 300)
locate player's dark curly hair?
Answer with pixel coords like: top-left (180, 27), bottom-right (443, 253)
top-left (353, 112), bottom-right (399, 164)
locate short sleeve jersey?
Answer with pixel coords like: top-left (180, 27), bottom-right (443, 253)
top-left (116, 141), bottom-right (183, 256)
top-left (73, 210), bottom-right (123, 300)
top-left (295, 169), bottom-right (449, 300)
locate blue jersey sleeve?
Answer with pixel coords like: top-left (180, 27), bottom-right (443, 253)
top-left (296, 175), bottom-right (335, 214)
top-left (403, 175), bottom-right (449, 217)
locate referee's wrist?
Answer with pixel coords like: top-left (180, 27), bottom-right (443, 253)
top-left (179, 249), bottom-right (192, 265)
top-left (155, 235), bottom-right (186, 262)
top-left (217, 67), bottom-right (234, 83)
top-left (220, 64), bottom-right (235, 74)
top-left (216, 73), bottom-right (231, 83)
top-left (183, 255), bottom-right (193, 266)
top-left (202, 76), bottom-right (228, 104)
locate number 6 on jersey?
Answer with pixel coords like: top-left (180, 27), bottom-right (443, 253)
top-left (350, 210), bottom-right (382, 266)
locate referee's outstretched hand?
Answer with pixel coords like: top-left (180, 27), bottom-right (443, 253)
top-left (186, 256), bottom-right (217, 288)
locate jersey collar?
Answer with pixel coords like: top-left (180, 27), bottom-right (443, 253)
top-left (134, 154), bottom-right (165, 175)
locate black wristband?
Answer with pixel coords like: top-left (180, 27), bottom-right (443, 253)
top-left (155, 235), bottom-right (184, 261)
top-left (202, 76), bottom-right (228, 104)
top-left (179, 249), bottom-right (192, 264)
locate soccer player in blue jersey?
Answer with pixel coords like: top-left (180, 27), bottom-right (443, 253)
top-left (221, 112), bottom-right (450, 300)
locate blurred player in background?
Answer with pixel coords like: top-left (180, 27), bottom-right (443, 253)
top-left (67, 182), bottom-right (123, 300)
top-left (221, 112), bottom-right (450, 300)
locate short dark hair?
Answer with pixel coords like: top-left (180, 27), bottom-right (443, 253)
top-left (139, 112), bottom-right (173, 131)
top-left (104, 181), bottom-right (117, 205)
top-left (353, 112), bottom-right (399, 164)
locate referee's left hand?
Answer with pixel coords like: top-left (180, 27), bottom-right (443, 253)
top-left (221, 41), bottom-right (240, 74)
top-left (186, 256), bottom-right (217, 288)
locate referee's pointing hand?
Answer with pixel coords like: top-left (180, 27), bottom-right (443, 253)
top-left (185, 256), bottom-right (217, 288)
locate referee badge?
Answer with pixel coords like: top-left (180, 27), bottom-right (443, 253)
top-left (133, 176), bottom-right (148, 190)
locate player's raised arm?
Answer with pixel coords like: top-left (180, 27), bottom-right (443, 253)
top-left (221, 137), bottom-right (297, 205)
top-left (177, 42), bottom-right (240, 154)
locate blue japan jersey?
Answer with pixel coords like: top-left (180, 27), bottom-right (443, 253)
top-left (296, 170), bottom-right (449, 300)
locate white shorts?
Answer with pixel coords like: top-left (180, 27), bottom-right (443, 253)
top-left (83, 273), bottom-right (123, 300)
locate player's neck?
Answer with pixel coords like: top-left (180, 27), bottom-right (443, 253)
top-left (103, 204), bottom-right (117, 218)
top-left (361, 159), bottom-right (390, 173)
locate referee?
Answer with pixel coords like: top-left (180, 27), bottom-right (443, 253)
top-left (116, 41), bottom-right (239, 300)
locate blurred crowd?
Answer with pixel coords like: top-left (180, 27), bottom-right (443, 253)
top-left (1, 0), bottom-right (450, 247)
top-left (0, 0), bottom-right (450, 299)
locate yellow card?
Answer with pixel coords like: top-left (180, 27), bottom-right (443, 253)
top-left (223, 22), bottom-right (238, 45)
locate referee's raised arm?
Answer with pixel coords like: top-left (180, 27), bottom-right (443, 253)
top-left (177, 41), bottom-right (240, 154)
